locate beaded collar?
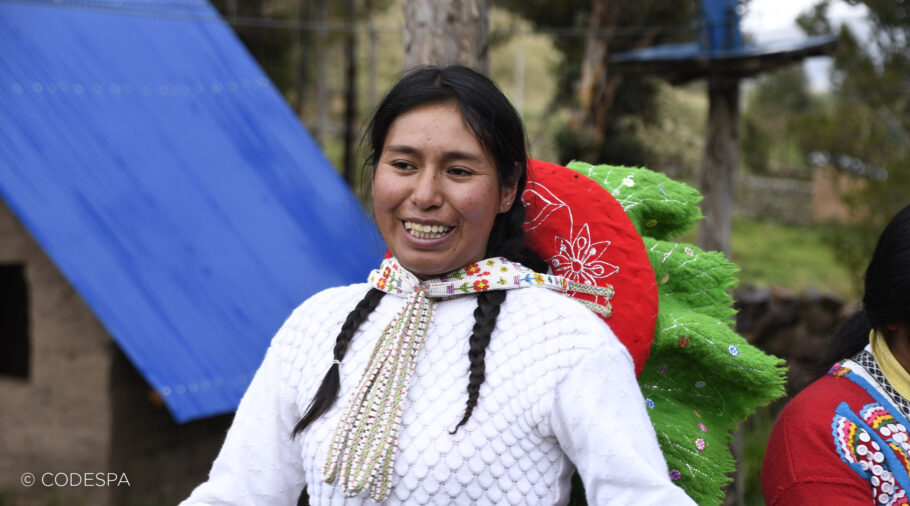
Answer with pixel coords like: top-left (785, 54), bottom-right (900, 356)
top-left (321, 256), bottom-right (613, 501)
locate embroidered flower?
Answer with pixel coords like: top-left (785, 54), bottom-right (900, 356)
top-left (383, 266), bottom-right (391, 278)
top-left (376, 277), bottom-right (387, 290)
top-left (669, 469), bottom-right (682, 481)
top-left (698, 423), bottom-right (708, 433)
top-left (547, 223), bottom-right (619, 286)
top-left (485, 259), bottom-right (496, 267)
top-left (533, 273), bottom-right (545, 285)
top-left (728, 345), bottom-right (739, 357)
top-left (465, 263), bottom-right (481, 276)
top-left (678, 337), bottom-right (690, 348)
top-left (473, 279), bottom-right (489, 291)
top-left (646, 398), bottom-right (655, 409)
top-left (696, 438), bottom-right (706, 451)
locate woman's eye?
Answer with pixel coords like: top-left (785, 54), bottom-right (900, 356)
top-left (391, 161), bottom-right (415, 171)
top-left (448, 167), bottom-right (473, 176)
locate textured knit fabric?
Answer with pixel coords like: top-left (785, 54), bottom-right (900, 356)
top-left (762, 346), bottom-right (910, 506)
top-left (182, 283), bottom-right (696, 505)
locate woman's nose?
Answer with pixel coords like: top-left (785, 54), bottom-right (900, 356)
top-left (410, 170), bottom-right (443, 209)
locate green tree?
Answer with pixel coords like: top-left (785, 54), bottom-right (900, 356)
top-left (741, 66), bottom-right (816, 176)
top-left (796, 0), bottom-right (910, 282)
top-left (498, 0), bottom-right (699, 166)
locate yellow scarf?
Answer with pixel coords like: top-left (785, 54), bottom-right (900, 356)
top-left (870, 329), bottom-right (910, 401)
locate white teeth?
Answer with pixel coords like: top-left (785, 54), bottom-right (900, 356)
top-left (404, 221), bottom-right (452, 239)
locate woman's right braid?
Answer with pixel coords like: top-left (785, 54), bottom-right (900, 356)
top-left (452, 289), bottom-right (507, 432)
top-left (292, 287), bottom-right (385, 436)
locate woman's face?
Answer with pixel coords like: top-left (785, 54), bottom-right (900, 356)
top-left (372, 101), bottom-right (516, 280)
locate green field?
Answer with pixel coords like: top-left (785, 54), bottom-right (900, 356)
top-left (677, 218), bottom-right (856, 299)
top-left (729, 219), bottom-right (855, 298)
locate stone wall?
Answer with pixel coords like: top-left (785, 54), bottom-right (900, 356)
top-left (0, 200), bottom-right (114, 505)
top-left (0, 200), bottom-right (230, 505)
top-left (109, 349), bottom-right (231, 505)
top-left (734, 173), bottom-right (814, 226)
top-left (734, 285), bottom-right (855, 396)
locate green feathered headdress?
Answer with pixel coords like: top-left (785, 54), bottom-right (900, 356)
top-left (524, 160), bottom-right (786, 505)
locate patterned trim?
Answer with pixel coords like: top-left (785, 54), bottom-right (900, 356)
top-left (368, 257), bottom-right (614, 317)
top-left (831, 402), bottom-right (910, 505)
top-left (853, 350), bottom-right (910, 421)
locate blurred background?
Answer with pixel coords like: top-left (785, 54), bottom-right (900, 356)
top-left (1, 0), bottom-right (909, 504)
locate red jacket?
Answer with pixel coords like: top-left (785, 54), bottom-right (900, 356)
top-left (763, 360), bottom-right (910, 505)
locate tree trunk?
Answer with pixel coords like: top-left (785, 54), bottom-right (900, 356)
top-left (570, 0), bottom-right (659, 159)
top-left (342, 0), bottom-right (358, 186)
top-left (403, 0), bottom-right (490, 72)
top-left (698, 76), bottom-right (740, 258)
top-left (294, 0), bottom-right (308, 116)
top-left (315, 0), bottom-right (328, 145)
top-left (571, 0), bottom-right (613, 135)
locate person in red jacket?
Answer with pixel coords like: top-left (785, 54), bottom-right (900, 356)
top-left (763, 203), bottom-right (910, 505)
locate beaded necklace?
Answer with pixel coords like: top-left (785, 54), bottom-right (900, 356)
top-left (322, 256), bottom-right (613, 501)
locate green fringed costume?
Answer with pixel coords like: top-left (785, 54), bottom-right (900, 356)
top-left (555, 161), bottom-right (787, 505)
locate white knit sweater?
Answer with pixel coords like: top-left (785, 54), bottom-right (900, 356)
top-left (182, 283), bottom-right (695, 505)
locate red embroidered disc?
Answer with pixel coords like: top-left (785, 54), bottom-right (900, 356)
top-left (523, 159), bottom-right (657, 376)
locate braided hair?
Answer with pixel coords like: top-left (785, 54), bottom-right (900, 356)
top-left (293, 65), bottom-right (545, 438)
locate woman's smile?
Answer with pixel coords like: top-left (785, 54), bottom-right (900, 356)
top-left (401, 220), bottom-right (453, 240)
top-left (372, 101), bottom-right (516, 279)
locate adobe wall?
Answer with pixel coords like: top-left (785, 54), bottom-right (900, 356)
top-left (108, 348), bottom-right (232, 505)
top-left (0, 200), bottom-right (115, 505)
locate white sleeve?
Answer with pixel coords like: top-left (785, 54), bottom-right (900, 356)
top-left (179, 344), bottom-right (305, 506)
top-left (549, 340), bottom-right (697, 505)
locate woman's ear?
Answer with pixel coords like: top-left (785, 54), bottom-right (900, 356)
top-left (499, 179), bottom-right (519, 214)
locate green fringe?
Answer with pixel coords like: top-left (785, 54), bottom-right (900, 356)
top-left (567, 161), bottom-right (787, 506)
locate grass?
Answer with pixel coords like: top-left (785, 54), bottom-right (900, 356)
top-left (678, 218), bottom-right (856, 299)
top-left (729, 219), bottom-right (856, 298)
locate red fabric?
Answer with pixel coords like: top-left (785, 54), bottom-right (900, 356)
top-left (522, 160), bottom-right (657, 376)
top-left (762, 374), bottom-right (875, 505)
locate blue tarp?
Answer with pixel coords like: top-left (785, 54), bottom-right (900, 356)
top-left (0, 0), bottom-right (384, 422)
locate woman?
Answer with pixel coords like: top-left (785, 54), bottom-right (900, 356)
top-left (182, 65), bottom-right (694, 504)
top-left (762, 204), bottom-right (910, 505)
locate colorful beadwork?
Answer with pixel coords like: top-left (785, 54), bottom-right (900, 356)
top-left (832, 400), bottom-right (910, 505)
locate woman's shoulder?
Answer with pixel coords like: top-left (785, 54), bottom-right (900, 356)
top-left (765, 372), bottom-right (872, 465)
top-left (499, 286), bottom-right (625, 354)
top-left (762, 372), bottom-right (886, 504)
top-left (272, 282), bottom-right (373, 346)
top-left (779, 371), bottom-right (870, 421)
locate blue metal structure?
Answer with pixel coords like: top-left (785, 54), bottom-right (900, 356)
top-left (699, 0), bottom-right (743, 52)
top-left (611, 0), bottom-right (837, 82)
top-left (0, 0), bottom-right (384, 422)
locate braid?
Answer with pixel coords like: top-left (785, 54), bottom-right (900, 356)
top-left (292, 287), bottom-right (385, 436)
top-left (452, 289), bottom-right (507, 432)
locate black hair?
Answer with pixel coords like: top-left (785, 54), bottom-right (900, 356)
top-left (817, 203), bottom-right (910, 371)
top-left (293, 65), bottom-right (545, 438)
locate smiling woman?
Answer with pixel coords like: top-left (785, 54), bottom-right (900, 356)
top-left (372, 101), bottom-right (514, 279)
top-left (180, 66), bottom-right (697, 505)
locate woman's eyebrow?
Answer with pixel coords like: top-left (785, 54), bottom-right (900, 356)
top-left (384, 145), bottom-right (483, 163)
top-left (384, 145), bottom-right (420, 156)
